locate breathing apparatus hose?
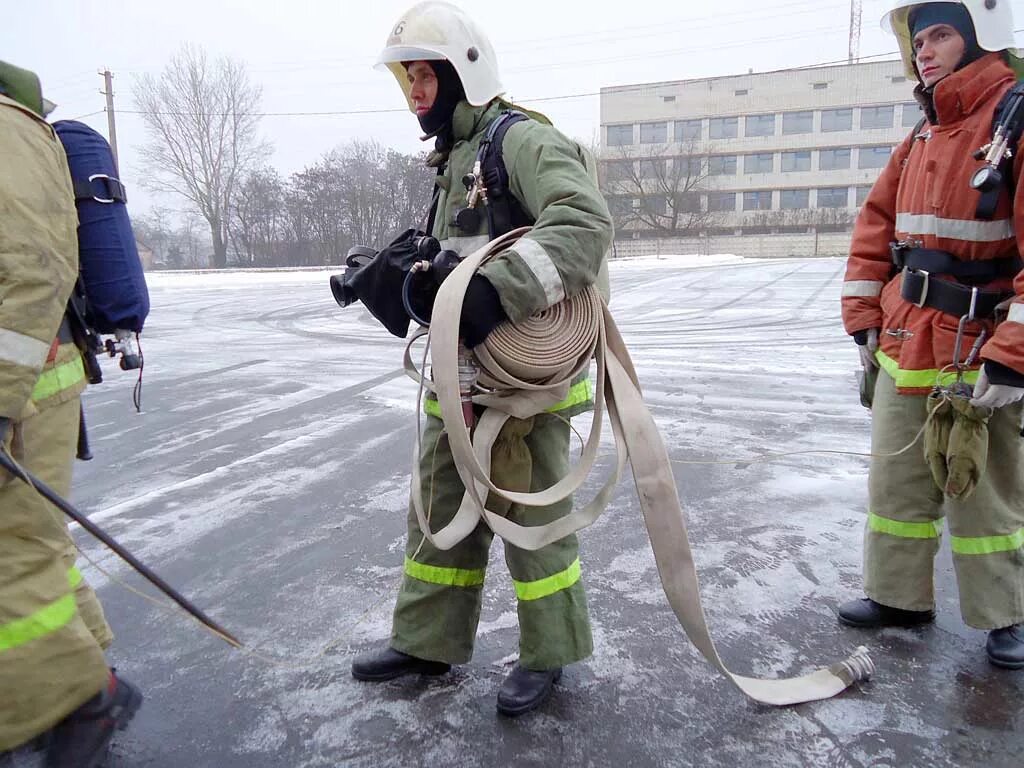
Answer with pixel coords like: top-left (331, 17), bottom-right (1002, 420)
top-left (405, 227), bottom-right (874, 706)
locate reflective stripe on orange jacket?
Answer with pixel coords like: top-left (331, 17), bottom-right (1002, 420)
top-left (842, 54), bottom-right (1024, 394)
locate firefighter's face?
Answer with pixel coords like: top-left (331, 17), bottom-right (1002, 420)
top-left (406, 61), bottom-right (438, 117)
top-left (913, 23), bottom-right (967, 87)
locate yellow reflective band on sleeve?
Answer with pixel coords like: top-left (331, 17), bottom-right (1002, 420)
top-left (31, 355), bottom-right (86, 402)
top-left (423, 379), bottom-right (592, 419)
top-left (876, 350), bottom-right (980, 390)
top-left (0, 568), bottom-right (82, 653)
top-left (868, 511), bottom-right (943, 539)
top-left (950, 526), bottom-right (1024, 556)
top-left (512, 558), bottom-right (581, 601)
top-left (404, 556), bottom-right (485, 588)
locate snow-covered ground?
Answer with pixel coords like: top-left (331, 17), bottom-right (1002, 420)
top-left (69, 255), bottom-right (1022, 767)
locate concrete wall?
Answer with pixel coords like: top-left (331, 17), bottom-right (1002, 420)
top-left (611, 230), bottom-right (853, 260)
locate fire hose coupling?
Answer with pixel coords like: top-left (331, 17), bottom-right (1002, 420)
top-left (831, 646), bottom-right (875, 685)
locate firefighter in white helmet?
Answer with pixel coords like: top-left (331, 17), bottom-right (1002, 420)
top-left (838, 0), bottom-right (1024, 668)
top-left (350, 2), bottom-right (613, 715)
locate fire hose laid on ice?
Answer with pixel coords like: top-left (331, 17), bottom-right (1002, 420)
top-left (405, 228), bottom-right (874, 706)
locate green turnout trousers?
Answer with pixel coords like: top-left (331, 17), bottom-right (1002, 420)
top-left (392, 412), bottom-right (593, 670)
top-left (865, 369), bottom-right (1024, 629)
top-left (0, 395), bottom-right (110, 750)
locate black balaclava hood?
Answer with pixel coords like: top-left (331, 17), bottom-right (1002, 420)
top-left (909, 2), bottom-right (985, 73)
top-left (410, 59), bottom-right (466, 139)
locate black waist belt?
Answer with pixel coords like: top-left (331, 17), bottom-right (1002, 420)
top-left (57, 316), bottom-right (74, 344)
top-left (891, 246), bottom-right (1022, 284)
top-left (900, 268), bottom-right (1011, 318)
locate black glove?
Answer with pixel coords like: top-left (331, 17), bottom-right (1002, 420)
top-left (460, 274), bottom-right (508, 349)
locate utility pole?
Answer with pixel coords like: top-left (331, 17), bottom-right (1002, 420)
top-left (99, 69), bottom-right (119, 173)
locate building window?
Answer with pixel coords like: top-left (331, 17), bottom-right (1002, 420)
top-left (781, 189), bottom-right (810, 209)
top-left (821, 108), bottom-right (853, 132)
top-left (812, 82), bottom-right (828, 90)
top-left (607, 124), bottom-right (634, 146)
top-left (674, 119), bottom-right (702, 141)
top-left (817, 187), bottom-right (849, 208)
top-left (709, 117), bottom-right (738, 139)
top-left (743, 190), bottom-right (772, 211)
top-left (891, 75), bottom-right (907, 83)
top-left (735, 88), bottom-right (749, 96)
top-left (707, 155), bottom-right (737, 175)
top-left (608, 196), bottom-right (634, 217)
top-left (855, 185), bottom-right (873, 205)
top-left (642, 195), bottom-right (667, 215)
top-left (782, 110), bottom-right (813, 135)
top-left (639, 159), bottom-right (666, 179)
top-left (707, 192), bottom-right (736, 212)
top-left (744, 153), bottom-right (774, 174)
top-left (678, 156), bottom-right (704, 176)
top-left (663, 95), bottom-right (676, 103)
top-left (640, 122), bottom-right (668, 144)
top-left (858, 146), bottom-right (893, 169)
top-left (818, 148), bottom-right (851, 171)
top-left (676, 192), bottom-right (702, 213)
top-left (902, 102), bottom-right (922, 127)
top-left (781, 151), bottom-right (811, 172)
top-left (604, 161), bottom-right (633, 183)
top-left (861, 105), bottom-right (894, 129)
top-left (745, 113), bottom-right (776, 137)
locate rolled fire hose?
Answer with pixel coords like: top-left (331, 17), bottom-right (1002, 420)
top-left (404, 227), bottom-right (873, 706)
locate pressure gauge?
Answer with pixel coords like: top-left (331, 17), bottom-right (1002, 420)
top-left (971, 165), bottom-right (1002, 191)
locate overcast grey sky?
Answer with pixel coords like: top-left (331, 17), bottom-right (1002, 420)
top-left (5, 0), bottom-right (1024, 218)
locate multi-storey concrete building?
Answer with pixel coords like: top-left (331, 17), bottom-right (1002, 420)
top-left (600, 59), bottom-right (921, 257)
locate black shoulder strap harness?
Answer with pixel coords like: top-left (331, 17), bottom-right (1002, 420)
top-left (974, 81), bottom-right (1024, 220)
top-left (477, 109), bottom-right (534, 238)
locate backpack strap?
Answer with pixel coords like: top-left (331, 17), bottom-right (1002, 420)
top-left (478, 110), bottom-right (534, 238)
top-left (975, 81), bottom-right (1024, 220)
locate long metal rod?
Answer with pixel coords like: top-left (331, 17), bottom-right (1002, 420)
top-left (0, 451), bottom-right (241, 647)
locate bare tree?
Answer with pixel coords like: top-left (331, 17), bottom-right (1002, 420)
top-left (133, 44), bottom-right (267, 268)
top-left (232, 167), bottom-right (286, 266)
top-left (601, 138), bottom-right (719, 235)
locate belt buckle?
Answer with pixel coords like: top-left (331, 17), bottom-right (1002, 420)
top-left (906, 267), bottom-right (929, 308)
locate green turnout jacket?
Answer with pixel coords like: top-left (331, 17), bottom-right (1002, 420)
top-left (0, 93), bottom-right (80, 419)
top-left (425, 100), bottom-right (613, 419)
top-left (430, 99), bottom-right (613, 323)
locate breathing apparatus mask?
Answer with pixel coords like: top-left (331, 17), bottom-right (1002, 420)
top-left (330, 231), bottom-right (463, 338)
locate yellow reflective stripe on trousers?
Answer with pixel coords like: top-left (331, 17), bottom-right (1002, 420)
top-left (31, 355), bottom-right (86, 402)
top-left (951, 526), bottom-right (1024, 556)
top-left (424, 378), bottom-right (591, 419)
top-left (513, 558), bottom-right (581, 601)
top-left (404, 556), bottom-right (485, 587)
top-left (0, 568), bottom-right (82, 653)
top-left (868, 511), bottom-right (943, 539)
top-left (876, 350), bottom-right (980, 390)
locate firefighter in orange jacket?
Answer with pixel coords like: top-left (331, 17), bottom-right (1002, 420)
top-left (839, 0), bottom-right (1024, 668)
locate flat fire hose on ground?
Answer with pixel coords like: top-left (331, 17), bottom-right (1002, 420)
top-left (405, 227), bottom-right (873, 706)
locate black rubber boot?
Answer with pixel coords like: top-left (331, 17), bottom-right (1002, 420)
top-left (351, 647), bottom-right (451, 682)
top-left (837, 598), bottom-right (935, 628)
top-left (44, 669), bottom-right (143, 768)
top-left (496, 664), bottom-right (562, 717)
top-left (986, 624), bottom-right (1024, 669)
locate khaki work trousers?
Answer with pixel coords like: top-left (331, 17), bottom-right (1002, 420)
top-left (865, 369), bottom-right (1024, 629)
top-left (0, 396), bottom-right (110, 750)
top-left (391, 412), bottom-right (593, 670)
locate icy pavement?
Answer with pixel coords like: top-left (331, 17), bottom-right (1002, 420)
top-left (69, 255), bottom-right (1023, 767)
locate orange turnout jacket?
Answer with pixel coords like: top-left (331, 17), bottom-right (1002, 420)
top-left (842, 53), bottom-right (1024, 394)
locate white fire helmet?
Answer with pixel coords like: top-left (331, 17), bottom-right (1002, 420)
top-left (376, 1), bottom-right (504, 111)
top-left (882, 0), bottom-right (1019, 78)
